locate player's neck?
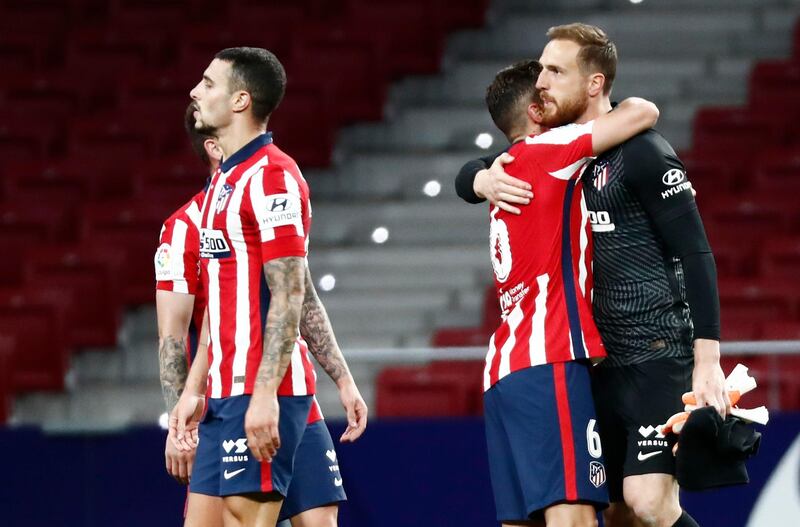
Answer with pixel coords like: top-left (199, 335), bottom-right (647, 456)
top-left (218, 120), bottom-right (267, 160)
top-left (576, 96), bottom-right (613, 123)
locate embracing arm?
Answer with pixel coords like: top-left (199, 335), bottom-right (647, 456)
top-left (591, 97), bottom-right (659, 155)
top-left (455, 151), bottom-right (532, 214)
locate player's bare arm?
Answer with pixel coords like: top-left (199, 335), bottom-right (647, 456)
top-left (156, 290), bottom-right (195, 412)
top-left (474, 153), bottom-right (533, 215)
top-left (591, 97), bottom-right (659, 155)
top-left (299, 266), bottom-right (368, 442)
top-left (245, 256), bottom-right (306, 463)
top-left (172, 309), bottom-right (209, 452)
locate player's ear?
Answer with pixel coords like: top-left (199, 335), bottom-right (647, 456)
top-left (587, 73), bottom-right (605, 98)
top-left (529, 102), bottom-right (544, 125)
top-left (231, 90), bottom-right (251, 114)
top-left (205, 139), bottom-right (223, 163)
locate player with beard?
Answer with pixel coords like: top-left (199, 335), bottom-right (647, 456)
top-left (478, 60), bottom-right (658, 526)
top-left (159, 105), bottom-right (354, 527)
top-left (455, 24), bottom-right (727, 527)
top-left (171, 47), bottom-right (368, 527)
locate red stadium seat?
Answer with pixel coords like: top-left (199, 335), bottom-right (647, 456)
top-left (0, 30), bottom-right (63, 74)
top-left (131, 155), bottom-right (208, 197)
top-left (749, 61), bottom-right (800, 113)
top-left (682, 154), bottom-right (746, 196)
top-left (692, 107), bottom-right (788, 157)
top-left (270, 89), bottom-right (336, 168)
top-left (24, 245), bottom-right (124, 347)
top-left (289, 42), bottom-right (386, 125)
top-left (760, 237), bottom-right (800, 279)
top-left (0, 71), bottom-right (96, 119)
top-left (703, 194), bottom-right (796, 243)
top-left (177, 22), bottom-right (295, 74)
top-left (345, 1), bottom-right (447, 77)
top-left (752, 147), bottom-right (800, 194)
top-left (0, 2), bottom-right (69, 34)
top-left (3, 158), bottom-right (135, 206)
top-left (80, 200), bottom-right (178, 305)
top-left (376, 365), bottom-right (475, 417)
top-left (708, 237), bottom-right (758, 278)
top-left (431, 327), bottom-right (491, 347)
top-left (107, 0), bottom-right (188, 30)
top-left (428, 360), bottom-right (484, 414)
top-left (69, 115), bottom-right (165, 159)
top-left (760, 321), bottom-right (800, 340)
top-left (0, 304), bottom-right (68, 392)
top-left (719, 278), bottom-right (800, 329)
top-left (0, 118), bottom-right (60, 161)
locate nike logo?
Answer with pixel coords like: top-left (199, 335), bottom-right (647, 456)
top-left (637, 451), bottom-right (663, 462)
top-left (334, 477), bottom-right (343, 487)
top-left (224, 468), bottom-right (246, 480)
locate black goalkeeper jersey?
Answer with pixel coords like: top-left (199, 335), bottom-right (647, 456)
top-left (582, 131), bottom-right (696, 366)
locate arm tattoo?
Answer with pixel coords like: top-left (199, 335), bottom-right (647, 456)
top-left (159, 335), bottom-right (188, 412)
top-left (300, 267), bottom-right (350, 383)
top-left (255, 257), bottom-right (306, 389)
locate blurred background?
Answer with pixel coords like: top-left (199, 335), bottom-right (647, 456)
top-left (0, 0), bottom-right (798, 525)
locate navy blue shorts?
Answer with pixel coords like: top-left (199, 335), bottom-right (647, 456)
top-left (278, 420), bottom-right (347, 520)
top-left (483, 362), bottom-right (609, 522)
top-left (190, 395), bottom-right (312, 497)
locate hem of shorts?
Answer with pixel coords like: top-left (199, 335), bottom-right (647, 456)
top-left (498, 498), bottom-right (609, 522)
top-left (187, 488), bottom-right (221, 497)
top-left (278, 499), bottom-right (346, 522)
top-left (218, 488), bottom-right (287, 499)
top-left (527, 498), bottom-right (609, 518)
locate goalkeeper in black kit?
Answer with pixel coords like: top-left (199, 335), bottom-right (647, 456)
top-left (455, 23), bottom-right (728, 527)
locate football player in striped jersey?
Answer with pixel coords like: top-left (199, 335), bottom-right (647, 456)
top-left (171, 48), bottom-right (367, 527)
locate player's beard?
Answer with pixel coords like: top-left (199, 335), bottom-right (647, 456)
top-left (540, 89), bottom-right (589, 128)
top-left (192, 105), bottom-right (219, 136)
top-left (194, 115), bottom-right (218, 136)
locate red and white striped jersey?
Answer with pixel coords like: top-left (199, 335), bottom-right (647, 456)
top-left (484, 121), bottom-right (606, 391)
top-left (155, 191), bottom-right (205, 295)
top-left (199, 133), bottom-right (316, 399)
top-left (155, 190), bottom-right (207, 363)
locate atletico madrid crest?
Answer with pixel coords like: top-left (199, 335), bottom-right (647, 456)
top-left (589, 461), bottom-right (606, 488)
top-left (591, 160), bottom-right (610, 191)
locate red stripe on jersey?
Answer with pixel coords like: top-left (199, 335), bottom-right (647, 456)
top-left (260, 458), bottom-right (274, 492)
top-left (553, 362), bottom-right (578, 501)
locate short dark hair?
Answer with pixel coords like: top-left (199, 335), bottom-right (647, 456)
top-left (486, 60), bottom-right (544, 139)
top-left (215, 47), bottom-right (286, 123)
top-left (547, 23), bottom-right (617, 95)
top-left (184, 103), bottom-right (214, 167)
